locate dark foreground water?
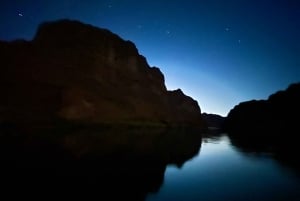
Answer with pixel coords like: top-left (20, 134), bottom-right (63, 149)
top-left (1, 127), bottom-right (300, 200)
top-left (146, 134), bottom-right (300, 201)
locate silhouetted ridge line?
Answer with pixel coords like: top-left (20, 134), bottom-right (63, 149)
top-left (0, 19), bottom-right (204, 128)
top-left (224, 82), bottom-right (300, 133)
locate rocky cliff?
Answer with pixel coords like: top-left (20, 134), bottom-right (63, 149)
top-left (224, 82), bottom-right (300, 133)
top-left (0, 19), bottom-right (203, 127)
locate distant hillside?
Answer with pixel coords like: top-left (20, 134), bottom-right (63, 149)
top-left (0, 19), bottom-right (204, 128)
top-left (202, 113), bottom-right (225, 129)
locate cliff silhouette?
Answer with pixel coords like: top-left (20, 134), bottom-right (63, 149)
top-left (0, 19), bottom-right (203, 128)
top-left (224, 82), bottom-right (300, 133)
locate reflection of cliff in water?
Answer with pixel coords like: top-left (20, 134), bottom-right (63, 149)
top-left (227, 130), bottom-right (300, 176)
top-left (0, 126), bottom-right (202, 200)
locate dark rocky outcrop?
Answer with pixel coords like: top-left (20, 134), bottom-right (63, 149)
top-left (224, 82), bottom-right (300, 134)
top-left (0, 19), bottom-right (203, 128)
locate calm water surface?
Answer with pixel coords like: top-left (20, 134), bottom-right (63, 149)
top-left (146, 135), bottom-right (300, 201)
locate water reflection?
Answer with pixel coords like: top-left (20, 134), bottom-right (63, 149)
top-left (147, 131), bottom-right (300, 201)
top-left (202, 129), bottom-right (225, 144)
top-left (227, 130), bottom-right (300, 177)
top-left (0, 126), bottom-right (202, 200)
top-left (2, 126), bottom-right (300, 201)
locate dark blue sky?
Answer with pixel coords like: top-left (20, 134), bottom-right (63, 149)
top-left (1, 0), bottom-right (299, 116)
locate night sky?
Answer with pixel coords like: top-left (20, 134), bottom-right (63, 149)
top-left (1, 0), bottom-right (299, 116)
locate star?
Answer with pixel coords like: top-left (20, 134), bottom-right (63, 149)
top-left (238, 39), bottom-right (241, 44)
top-left (18, 13), bottom-right (23, 17)
top-left (225, 27), bottom-right (230, 31)
top-left (166, 30), bottom-right (171, 35)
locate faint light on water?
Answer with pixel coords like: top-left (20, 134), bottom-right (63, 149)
top-left (147, 134), bottom-right (300, 201)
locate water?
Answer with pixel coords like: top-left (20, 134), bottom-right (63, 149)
top-left (2, 127), bottom-right (300, 200)
top-left (146, 134), bottom-right (300, 201)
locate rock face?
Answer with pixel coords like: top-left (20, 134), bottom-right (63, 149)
top-left (0, 19), bottom-right (203, 127)
top-left (224, 83), bottom-right (300, 133)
